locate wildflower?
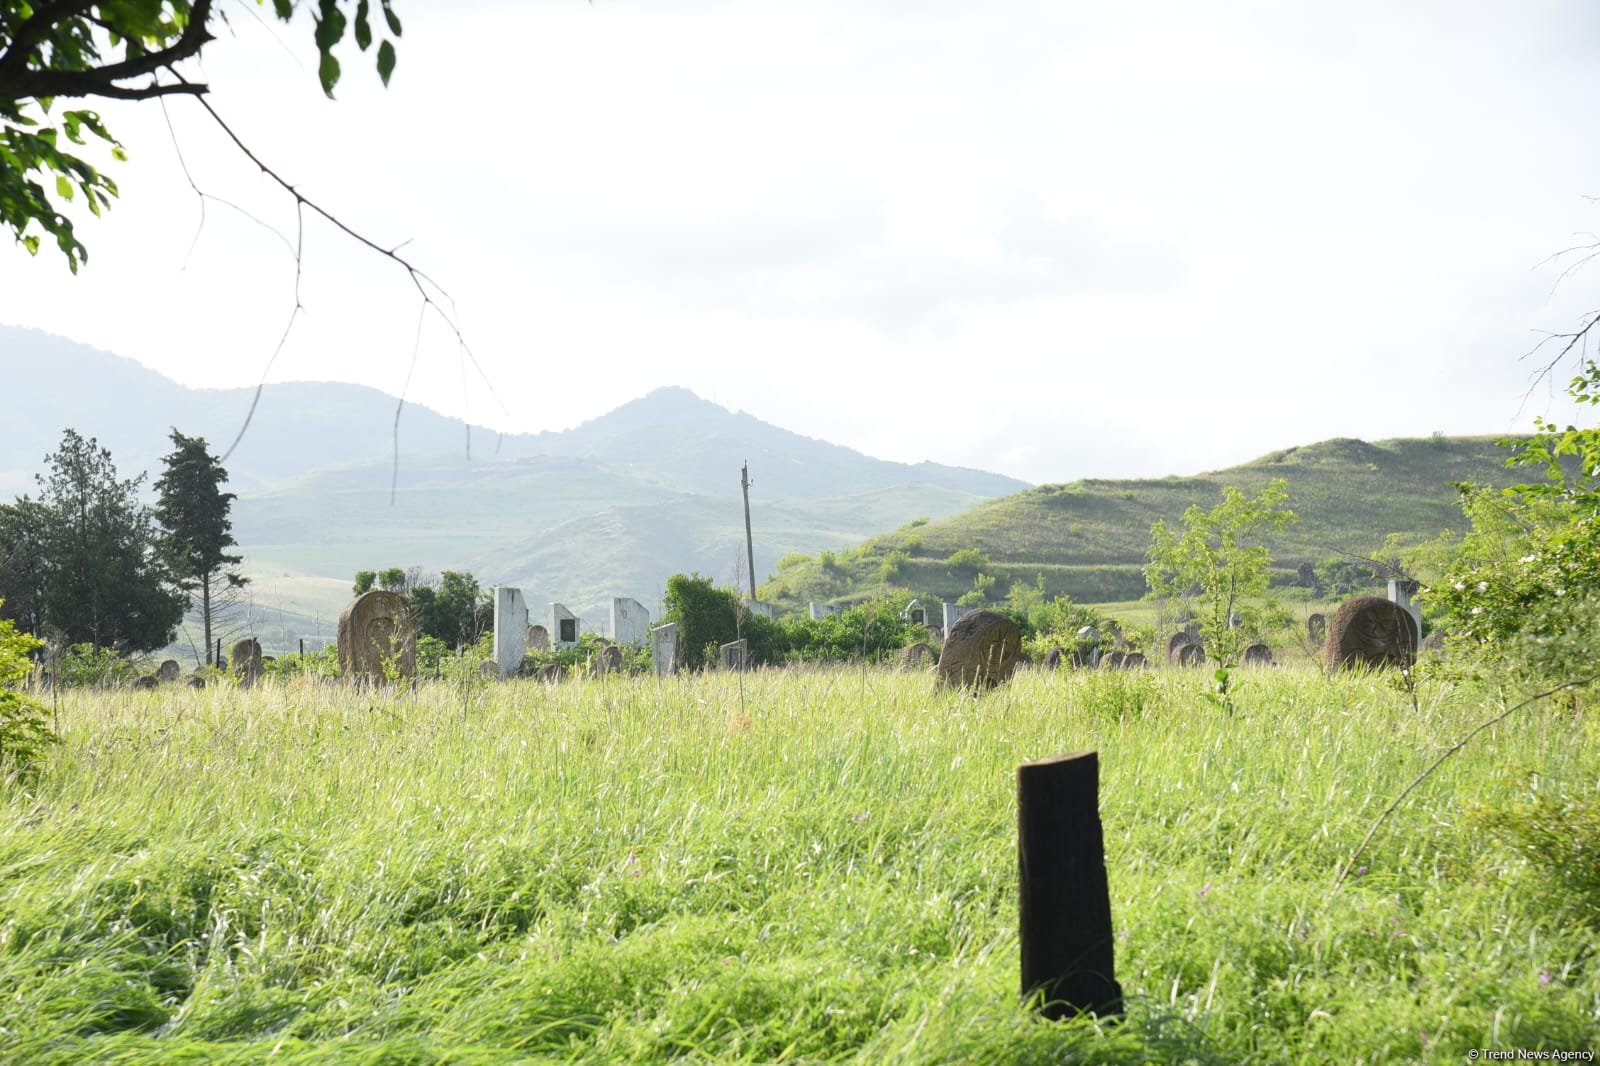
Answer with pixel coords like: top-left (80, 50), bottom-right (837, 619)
top-left (1539, 971), bottom-right (1553, 986)
top-left (1476, 581), bottom-right (1489, 592)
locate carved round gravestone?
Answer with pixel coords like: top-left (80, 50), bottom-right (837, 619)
top-left (900, 642), bottom-right (935, 669)
top-left (232, 638), bottom-right (263, 688)
top-left (186, 674), bottom-right (206, 689)
top-left (158, 659), bottom-right (180, 683)
top-left (132, 675), bottom-right (159, 690)
top-left (1098, 650), bottom-right (1126, 670)
top-left (1241, 643), bottom-right (1273, 666)
top-left (526, 625), bottom-right (550, 652)
top-left (1421, 629), bottom-right (1446, 654)
top-left (1166, 631), bottom-right (1196, 665)
top-left (936, 610), bottom-right (1021, 689)
top-left (479, 659), bottom-right (503, 680)
top-left (1043, 647), bottom-right (1064, 671)
top-left (1122, 652), bottom-right (1147, 669)
top-left (1176, 642), bottom-right (1206, 667)
top-left (1323, 595), bottom-right (1418, 671)
top-left (595, 645), bottom-right (623, 675)
top-left (1307, 613), bottom-right (1327, 648)
top-left (338, 590), bottom-right (417, 683)
top-left (537, 662), bottom-right (565, 684)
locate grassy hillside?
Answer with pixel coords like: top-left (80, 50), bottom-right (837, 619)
top-left (759, 435), bottom-right (1532, 609)
top-left (4, 668), bottom-right (1594, 1061)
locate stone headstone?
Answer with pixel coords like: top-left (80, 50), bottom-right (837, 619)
top-left (132, 674), bottom-right (159, 690)
top-left (720, 639), bottom-right (749, 671)
top-left (493, 586), bottom-right (529, 678)
top-left (1307, 613), bottom-right (1327, 647)
top-left (1043, 646), bottom-right (1064, 670)
top-left (900, 641), bottom-right (935, 669)
top-left (550, 603), bottom-right (579, 648)
top-left (809, 602), bottom-right (843, 621)
top-left (1421, 629), bottom-right (1446, 653)
top-left (1386, 578), bottom-right (1423, 640)
top-left (1324, 595), bottom-right (1418, 671)
top-left (186, 674), bottom-right (206, 689)
top-left (611, 598), bottom-right (651, 645)
top-left (338, 589), bottom-right (418, 682)
top-left (936, 609), bottom-right (1021, 689)
top-left (1097, 650), bottom-right (1126, 670)
top-left (158, 659), bottom-right (180, 683)
top-left (479, 659), bottom-right (503, 680)
top-left (595, 645), bottom-right (624, 675)
top-left (1166, 631), bottom-right (1197, 665)
top-left (1121, 652), bottom-right (1147, 669)
top-left (537, 662), bottom-right (565, 683)
top-left (527, 624), bottom-right (550, 652)
top-left (231, 638), bottom-right (264, 687)
top-left (1241, 643), bottom-right (1273, 666)
top-left (942, 600), bottom-right (973, 635)
top-left (744, 599), bottom-right (780, 621)
top-left (1176, 642), bottom-right (1206, 667)
top-left (651, 623), bottom-right (678, 678)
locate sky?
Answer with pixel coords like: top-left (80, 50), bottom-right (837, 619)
top-left (4, 0), bottom-right (1600, 485)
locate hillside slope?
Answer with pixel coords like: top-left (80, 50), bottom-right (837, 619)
top-left (757, 435), bottom-right (1532, 608)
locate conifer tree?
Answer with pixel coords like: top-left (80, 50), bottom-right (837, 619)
top-left (154, 430), bottom-right (247, 666)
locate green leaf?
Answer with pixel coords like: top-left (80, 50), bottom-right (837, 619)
top-left (55, 176), bottom-right (74, 201)
top-left (22, 234), bottom-right (40, 256)
top-left (355, 0), bottom-right (373, 49)
top-left (318, 51), bottom-right (342, 97)
top-left (380, 0), bottom-right (402, 36)
top-left (377, 39), bottom-right (396, 87)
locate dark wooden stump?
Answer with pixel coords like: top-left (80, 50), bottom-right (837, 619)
top-left (1018, 752), bottom-right (1123, 1019)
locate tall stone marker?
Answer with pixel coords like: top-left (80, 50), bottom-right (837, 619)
top-left (493, 586), bottom-right (529, 678)
top-left (720, 638), bottom-right (749, 671)
top-left (942, 599), bottom-right (973, 635)
top-left (651, 623), bottom-right (678, 678)
top-left (527, 624), bottom-right (550, 652)
top-left (338, 590), bottom-right (417, 682)
top-left (611, 598), bottom-right (651, 646)
top-left (744, 599), bottom-right (779, 621)
top-left (809, 602), bottom-right (843, 621)
top-left (1386, 578), bottom-right (1423, 640)
top-left (550, 603), bottom-right (580, 648)
top-left (1018, 752), bottom-right (1123, 1019)
top-left (231, 638), bottom-right (263, 687)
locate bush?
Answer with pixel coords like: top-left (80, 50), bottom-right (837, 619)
top-left (1472, 791), bottom-right (1600, 926)
top-left (0, 603), bottom-right (57, 781)
top-left (55, 642), bottom-right (137, 687)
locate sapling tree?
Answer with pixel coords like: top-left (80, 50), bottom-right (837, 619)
top-left (154, 429), bottom-right (246, 666)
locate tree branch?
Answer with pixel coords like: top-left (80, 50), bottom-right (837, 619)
top-left (0, 0), bottom-right (213, 104)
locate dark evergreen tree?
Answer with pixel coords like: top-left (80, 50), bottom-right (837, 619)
top-left (153, 430), bottom-right (247, 666)
top-left (36, 429), bottom-right (185, 652)
top-left (0, 497), bottom-right (50, 638)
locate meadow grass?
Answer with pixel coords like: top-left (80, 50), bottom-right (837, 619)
top-left (2, 666), bottom-right (1596, 1063)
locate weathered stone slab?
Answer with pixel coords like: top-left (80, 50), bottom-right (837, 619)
top-left (651, 622), bottom-right (678, 678)
top-left (1307, 613), bottom-right (1327, 647)
top-left (338, 590), bottom-right (417, 682)
top-left (232, 638), bottom-right (263, 687)
top-left (1324, 595), bottom-right (1417, 671)
top-left (594, 645), bottom-right (624, 675)
top-left (720, 638), bottom-right (748, 671)
top-left (744, 599), bottom-right (779, 621)
top-left (158, 659), bottom-right (180, 683)
top-left (936, 609), bottom-right (1021, 688)
top-left (900, 641), bottom-right (935, 669)
top-left (493, 586), bottom-right (528, 678)
top-left (527, 624), bottom-right (550, 652)
top-left (550, 603), bottom-right (579, 648)
top-left (809, 602), bottom-right (843, 620)
top-left (1241, 643), bottom-right (1273, 666)
top-left (942, 600), bottom-right (973, 635)
top-left (611, 597), bottom-right (651, 645)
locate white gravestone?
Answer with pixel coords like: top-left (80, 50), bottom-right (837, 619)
top-left (550, 603), bottom-right (580, 648)
top-left (493, 587), bottom-right (529, 677)
top-left (651, 622), bottom-right (678, 678)
top-left (611, 597), bottom-right (651, 646)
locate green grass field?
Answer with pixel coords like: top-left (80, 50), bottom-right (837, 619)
top-left (3, 667), bottom-right (1596, 1063)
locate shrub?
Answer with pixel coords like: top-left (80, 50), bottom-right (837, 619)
top-left (0, 603), bottom-right (57, 781)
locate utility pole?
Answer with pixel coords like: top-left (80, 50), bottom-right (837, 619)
top-left (741, 460), bottom-right (757, 600)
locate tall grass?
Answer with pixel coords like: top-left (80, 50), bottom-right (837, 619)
top-left (2, 666), bottom-right (1595, 1062)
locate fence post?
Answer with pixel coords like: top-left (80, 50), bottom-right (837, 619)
top-left (1018, 751), bottom-right (1123, 1019)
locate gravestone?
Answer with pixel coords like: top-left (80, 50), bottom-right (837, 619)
top-left (902, 599), bottom-right (926, 626)
top-left (1421, 629), bottom-right (1446, 653)
top-left (1043, 647), bottom-right (1064, 670)
top-left (132, 674), bottom-right (159, 690)
top-left (158, 659), bottom-right (180, 683)
top-left (186, 674), bottom-right (206, 689)
top-left (595, 645), bottom-right (624, 675)
top-left (900, 642), bottom-right (935, 669)
top-left (720, 639), bottom-right (749, 671)
top-left (537, 663), bottom-right (565, 683)
top-left (231, 638), bottom-right (264, 687)
top-left (611, 598), bottom-right (651, 645)
top-left (1076, 626), bottom-right (1102, 668)
top-left (1324, 595), bottom-right (1417, 671)
top-left (1386, 578), bottom-right (1423, 639)
top-left (550, 604), bottom-right (579, 648)
top-left (1241, 643), bottom-right (1273, 666)
top-left (650, 623), bottom-right (678, 678)
top-left (745, 599), bottom-right (779, 620)
top-left (809, 602), bottom-right (843, 621)
top-left (942, 600), bottom-right (973, 635)
top-left (493, 586), bottom-right (529, 678)
top-left (1176, 643), bottom-right (1206, 667)
top-left (1307, 613), bottom-right (1327, 647)
top-left (1121, 652), bottom-right (1147, 669)
top-left (338, 589), bottom-right (418, 682)
top-left (1097, 650), bottom-right (1126, 670)
top-left (1165, 631), bottom-right (1197, 665)
top-left (937, 609), bottom-right (1021, 689)
top-left (527, 624), bottom-right (550, 652)
top-left (479, 659), bottom-right (503, 680)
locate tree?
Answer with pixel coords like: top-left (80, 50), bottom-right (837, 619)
top-left (409, 570), bottom-right (489, 649)
top-left (0, 496), bottom-right (48, 637)
top-left (1, 0), bottom-right (402, 271)
top-left (34, 429), bottom-right (184, 652)
top-left (0, 598), bottom-right (56, 779)
top-left (1144, 479), bottom-right (1297, 667)
top-left (153, 429), bottom-right (246, 666)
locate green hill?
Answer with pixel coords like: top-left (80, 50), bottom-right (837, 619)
top-left (757, 435), bottom-right (1533, 610)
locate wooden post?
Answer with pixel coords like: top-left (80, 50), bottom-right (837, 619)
top-left (299, 638), bottom-right (305, 658)
top-left (214, 638), bottom-right (221, 668)
top-left (740, 460), bottom-right (756, 601)
top-left (1018, 751), bottom-right (1123, 1019)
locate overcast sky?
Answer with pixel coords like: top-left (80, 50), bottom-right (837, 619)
top-left (4, 0), bottom-right (1600, 485)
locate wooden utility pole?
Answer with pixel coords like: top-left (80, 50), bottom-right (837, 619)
top-left (741, 460), bottom-right (756, 600)
top-left (1018, 751), bottom-right (1123, 1019)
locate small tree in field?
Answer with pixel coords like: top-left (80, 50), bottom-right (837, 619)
top-left (154, 430), bottom-right (247, 666)
top-left (1145, 479), bottom-right (1297, 668)
top-left (0, 599), bottom-right (57, 781)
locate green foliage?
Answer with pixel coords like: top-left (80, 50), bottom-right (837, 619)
top-left (943, 548), bottom-right (989, 580)
top-left (0, 600), bottom-right (55, 779)
top-left (877, 549), bottom-right (909, 583)
top-left (53, 642), bottom-right (135, 688)
top-left (774, 597), bottom-right (926, 664)
top-left (154, 430), bottom-right (246, 662)
top-left (1145, 479), bottom-right (1297, 668)
top-left (1473, 789), bottom-right (1600, 927)
top-left (349, 568), bottom-right (488, 649)
top-left (1, 1), bottom-right (403, 270)
top-left (661, 574), bottom-right (745, 671)
top-left (31, 430), bottom-right (185, 653)
top-left (1506, 359), bottom-right (1600, 508)
top-left (0, 496), bottom-right (48, 636)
